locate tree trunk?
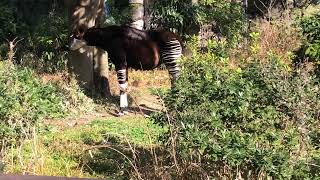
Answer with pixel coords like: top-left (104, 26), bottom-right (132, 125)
top-left (65, 0), bottom-right (110, 96)
top-left (93, 47), bottom-right (110, 97)
top-left (143, 0), bottom-right (154, 30)
top-left (128, 0), bottom-right (144, 30)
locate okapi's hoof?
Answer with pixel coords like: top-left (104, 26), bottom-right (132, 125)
top-left (117, 111), bottom-right (125, 117)
top-left (117, 108), bottom-right (129, 117)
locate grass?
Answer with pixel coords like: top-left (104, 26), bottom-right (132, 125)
top-left (0, 68), bottom-right (170, 178)
top-left (3, 116), bottom-right (165, 179)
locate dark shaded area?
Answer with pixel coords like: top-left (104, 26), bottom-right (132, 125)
top-left (0, 0), bottom-right (66, 43)
top-left (129, 103), bottom-right (161, 116)
top-left (0, 0), bottom-right (69, 72)
top-left (93, 73), bottom-right (111, 97)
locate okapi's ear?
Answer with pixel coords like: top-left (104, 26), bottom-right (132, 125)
top-left (72, 25), bottom-right (86, 39)
top-left (78, 24), bottom-right (88, 35)
top-left (78, 26), bottom-right (85, 34)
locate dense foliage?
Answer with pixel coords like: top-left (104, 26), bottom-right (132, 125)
top-left (152, 37), bottom-right (320, 178)
top-left (0, 61), bottom-right (66, 147)
top-left (104, 0), bottom-right (130, 25)
top-left (0, 0), bottom-right (68, 73)
top-left (299, 13), bottom-right (320, 60)
top-left (150, 0), bottom-right (245, 44)
top-left (0, 59), bottom-right (95, 151)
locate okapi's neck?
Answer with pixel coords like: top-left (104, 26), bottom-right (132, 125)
top-left (83, 28), bottom-right (114, 48)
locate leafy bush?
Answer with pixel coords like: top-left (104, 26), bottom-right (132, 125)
top-left (152, 39), bottom-right (320, 178)
top-left (49, 73), bottom-right (95, 116)
top-left (0, 59), bottom-right (95, 150)
top-left (299, 13), bottom-right (320, 60)
top-left (0, 1), bottom-right (20, 58)
top-left (18, 7), bottom-right (69, 73)
top-left (104, 0), bottom-right (131, 25)
top-left (0, 61), bottom-right (67, 147)
top-left (150, 0), bottom-right (245, 45)
top-left (0, 1), bottom-right (69, 73)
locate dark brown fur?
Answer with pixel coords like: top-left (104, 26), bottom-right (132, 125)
top-left (73, 25), bottom-right (181, 71)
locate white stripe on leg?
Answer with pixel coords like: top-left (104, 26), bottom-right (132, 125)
top-left (120, 92), bottom-right (128, 108)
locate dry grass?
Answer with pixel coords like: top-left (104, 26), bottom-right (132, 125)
top-left (38, 67), bottom-right (170, 95)
top-left (108, 67), bottom-right (171, 96)
top-left (254, 18), bottom-right (301, 62)
top-left (231, 16), bottom-right (302, 67)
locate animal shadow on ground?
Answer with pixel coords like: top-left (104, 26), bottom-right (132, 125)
top-left (128, 103), bottom-right (162, 117)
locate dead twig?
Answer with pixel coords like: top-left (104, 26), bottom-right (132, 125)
top-left (130, 93), bottom-right (148, 117)
top-left (6, 37), bottom-right (24, 63)
top-left (155, 89), bottom-right (180, 173)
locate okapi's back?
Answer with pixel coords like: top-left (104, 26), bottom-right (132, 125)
top-left (122, 26), bottom-right (149, 40)
top-left (148, 30), bottom-right (182, 47)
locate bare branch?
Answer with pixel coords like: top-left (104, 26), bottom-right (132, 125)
top-left (7, 37), bottom-right (23, 63)
top-left (12, 37), bottom-right (18, 43)
top-left (14, 38), bottom-right (24, 46)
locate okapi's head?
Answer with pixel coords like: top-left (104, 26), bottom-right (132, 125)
top-left (69, 26), bottom-right (88, 50)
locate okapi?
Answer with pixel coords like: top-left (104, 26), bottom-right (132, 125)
top-left (69, 25), bottom-right (183, 116)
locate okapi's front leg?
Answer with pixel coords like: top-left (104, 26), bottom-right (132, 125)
top-left (116, 67), bottom-right (129, 116)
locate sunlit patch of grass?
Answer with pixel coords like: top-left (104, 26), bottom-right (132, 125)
top-left (90, 117), bottom-right (165, 145)
top-left (4, 117), bottom-right (165, 178)
top-left (43, 117), bottom-right (165, 147)
top-left (4, 135), bottom-right (93, 178)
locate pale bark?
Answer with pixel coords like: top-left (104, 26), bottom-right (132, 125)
top-left (129, 0), bottom-right (144, 30)
top-left (65, 0), bottom-right (110, 96)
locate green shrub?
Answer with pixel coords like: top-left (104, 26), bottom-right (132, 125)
top-left (104, 0), bottom-right (131, 25)
top-left (150, 0), bottom-right (245, 45)
top-left (50, 73), bottom-right (95, 116)
top-left (299, 13), bottom-right (320, 60)
top-left (152, 40), bottom-right (320, 178)
top-left (0, 1), bottom-right (69, 73)
top-left (19, 7), bottom-right (69, 73)
top-left (0, 61), bottom-right (67, 146)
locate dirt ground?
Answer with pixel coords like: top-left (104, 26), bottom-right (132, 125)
top-left (42, 69), bottom-right (171, 128)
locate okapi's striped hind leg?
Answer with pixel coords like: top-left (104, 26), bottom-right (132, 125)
top-left (161, 39), bottom-right (183, 86)
top-left (116, 68), bottom-right (129, 116)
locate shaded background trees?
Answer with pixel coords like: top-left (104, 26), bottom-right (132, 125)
top-left (0, 0), bottom-right (318, 103)
top-left (0, 0), bottom-right (317, 74)
top-left (0, 0), bottom-right (68, 72)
